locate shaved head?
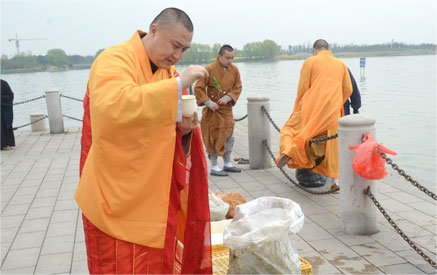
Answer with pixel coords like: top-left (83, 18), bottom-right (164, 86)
top-left (313, 39), bottom-right (329, 50)
top-left (150, 7), bottom-right (193, 32)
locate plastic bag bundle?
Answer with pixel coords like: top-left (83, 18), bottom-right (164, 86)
top-left (209, 191), bottom-right (229, 221)
top-left (349, 132), bottom-right (397, 180)
top-left (223, 197), bottom-right (304, 274)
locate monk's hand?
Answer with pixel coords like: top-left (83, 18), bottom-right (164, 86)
top-left (276, 154), bottom-right (291, 168)
top-left (217, 95), bottom-right (232, 105)
top-left (177, 111), bottom-right (199, 135)
top-left (180, 65), bottom-right (209, 89)
top-left (205, 100), bottom-right (219, 111)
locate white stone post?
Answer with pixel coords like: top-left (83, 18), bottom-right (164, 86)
top-left (338, 114), bottom-right (378, 235)
top-left (247, 97), bottom-right (271, 169)
top-left (45, 90), bottom-right (64, 134)
top-left (29, 114), bottom-right (46, 132)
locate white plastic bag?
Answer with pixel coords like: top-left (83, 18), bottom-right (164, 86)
top-left (223, 196), bottom-right (304, 274)
top-left (209, 191), bottom-right (229, 221)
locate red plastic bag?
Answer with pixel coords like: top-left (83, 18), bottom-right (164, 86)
top-left (348, 132), bottom-right (397, 180)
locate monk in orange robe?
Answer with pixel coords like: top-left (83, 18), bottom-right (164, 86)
top-left (277, 39), bottom-right (352, 187)
top-left (194, 45), bottom-right (243, 176)
top-left (75, 8), bottom-right (212, 274)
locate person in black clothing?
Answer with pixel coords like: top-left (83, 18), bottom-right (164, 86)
top-left (1, 79), bottom-right (15, 150)
top-left (344, 68), bottom-right (361, 115)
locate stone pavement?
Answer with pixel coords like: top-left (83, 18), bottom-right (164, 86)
top-left (1, 120), bottom-right (436, 274)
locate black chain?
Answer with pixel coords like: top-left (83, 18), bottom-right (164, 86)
top-left (364, 187), bottom-right (437, 269)
top-left (261, 106), bottom-right (281, 132)
top-left (13, 95), bottom-right (45, 106)
top-left (376, 146), bottom-right (436, 200)
top-left (60, 94), bottom-right (84, 102)
top-left (263, 140), bottom-right (338, 195)
top-left (63, 114), bottom-right (83, 122)
top-left (309, 133), bottom-right (338, 145)
top-left (13, 115), bottom-right (48, 130)
top-left (234, 114), bottom-right (247, 122)
top-left (261, 106), bottom-right (338, 144)
top-left (233, 157), bottom-right (249, 164)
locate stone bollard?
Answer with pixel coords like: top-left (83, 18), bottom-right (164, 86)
top-left (338, 114), bottom-right (378, 235)
top-left (247, 97), bottom-right (271, 169)
top-left (45, 89), bottom-right (64, 134)
top-left (29, 114), bottom-right (46, 132)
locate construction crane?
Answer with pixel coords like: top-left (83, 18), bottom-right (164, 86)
top-left (8, 33), bottom-right (47, 55)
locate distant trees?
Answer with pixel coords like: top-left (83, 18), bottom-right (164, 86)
top-left (1, 53), bottom-right (39, 70)
top-left (243, 39), bottom-right (281, 60)
top-left (330, 42), bottom-right (436, 52)
top-left (1, 41), bottom-right (435, 73)
top-left (46, 49), bottom-right (69, 67)
top-left (1, 49), bottom-right (95, 72)
top-left (183, 39), bottom-right (282, 63)
top-left (69, 55), bottom-right (91, 64)
top-left (182, 43), bottom-right (212, 63)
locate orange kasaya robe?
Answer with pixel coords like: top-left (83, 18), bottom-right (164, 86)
top-left (194, 59), bottom-right (242, 156)
top-left (278, 50), bottom-right (352, 178)
top-left (75, 30), bottom-right (212, 274)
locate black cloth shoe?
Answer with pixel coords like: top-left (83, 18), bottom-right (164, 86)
top-left (210, 169), bottom-right (228, 176)
top-left (223, 166), bottom-right (241, 173)
top-left (296, 168), bottom-right (326, 188)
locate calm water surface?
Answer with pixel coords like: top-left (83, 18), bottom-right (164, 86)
top-left (3, 55), bottom-right (436, 182)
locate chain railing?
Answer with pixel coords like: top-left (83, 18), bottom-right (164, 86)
top-left (60, 94), bottom-right (84, 102)
top-left (375, 146), bottom-right (436, 200)
top-left (261, 105), bottom-right (338, 144)
top-left (12, 93), bottom-right (84, 131)
top-left (261, 106), bottom-right (281, 132)
top-left (13, 115), bottom-right (48, 131)
top-left (234, 114), bottom-right (247, 122)
top-left (13, 95), bottom-right (45, 106)
top-left (233, 157), bottom-right (249, 164)
top-left (63, 114), bottom-right (83, 122)
top-left (364, 187), bottom-right (437, 268)
top-left (261, 106), bottom-right (338, 195)
top-left (309, 133), bottom-right (339, 145)
top-left (263, 140), bottom-right (338, 195)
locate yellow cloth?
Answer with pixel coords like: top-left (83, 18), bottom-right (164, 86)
top-left (278, 50), bottom-right (352, 178)
top-left (75, 31), bottom-right (179, 248)
top-left (194, 59), bottom-right (242, 155)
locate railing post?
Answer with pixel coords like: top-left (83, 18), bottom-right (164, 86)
top-left (45, 90), bottom-right (64, 134)
top-left (247, 97), bottom-right (271, 169)
top-left (338, 114), bottom-right (378, 235)
top-left (29, 114), bottom-right (46, 132)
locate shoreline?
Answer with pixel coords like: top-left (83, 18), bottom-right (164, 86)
top-left (1, 51), bottom-right (435, 75)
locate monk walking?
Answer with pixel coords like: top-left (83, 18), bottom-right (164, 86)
top-left (277, 39), bottom-right (352, 188)
top-left (75, 8), bottom-right (212, 274)
top-left (195, 45), bottom-right (243, 176)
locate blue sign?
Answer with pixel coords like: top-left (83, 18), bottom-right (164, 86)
top-left (360, 57), bottom-right (366, 68)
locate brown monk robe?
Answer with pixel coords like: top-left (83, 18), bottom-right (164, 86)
top-left (195, 45), bottom-right (242, 176)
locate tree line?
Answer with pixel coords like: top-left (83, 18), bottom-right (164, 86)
top-left (1, 48), bottom-right (102, 72)
top-left (1, 40), bottom-right (435, 73)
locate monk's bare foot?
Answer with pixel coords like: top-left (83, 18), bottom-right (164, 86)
top-left (276, 155), bottom-right (290, 168)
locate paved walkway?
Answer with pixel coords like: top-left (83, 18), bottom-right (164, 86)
top-left (1, 121), bottom-right (436, 274)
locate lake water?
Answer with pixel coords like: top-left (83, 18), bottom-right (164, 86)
top-left (2, 55), bottom-right (436, 183)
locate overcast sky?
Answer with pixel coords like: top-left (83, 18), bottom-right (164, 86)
top-left (1, 0), bottom-right (436, 57)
